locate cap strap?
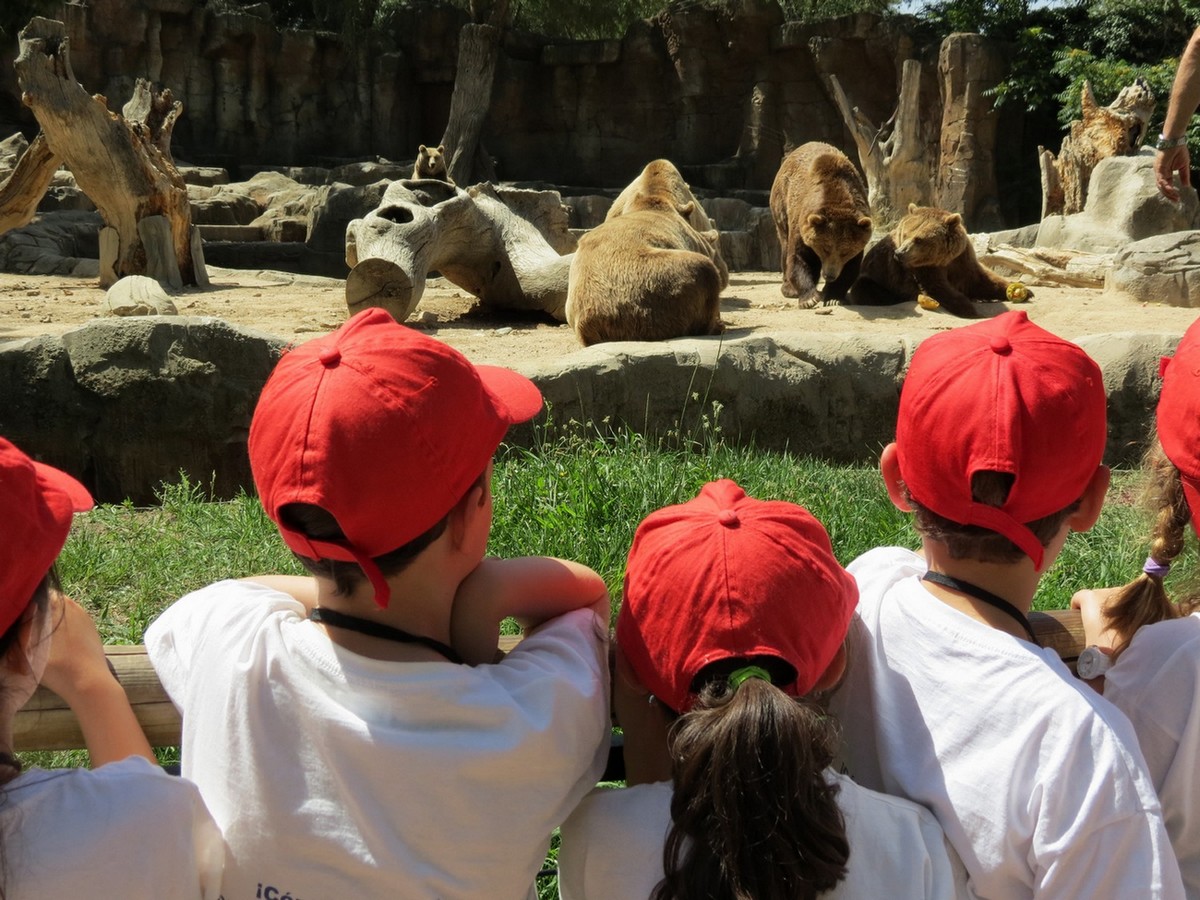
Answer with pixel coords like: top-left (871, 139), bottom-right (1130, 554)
top-left (728, 665), bottom-right (772, 690)
top-left (962, 502), bottom-right (1046, 571)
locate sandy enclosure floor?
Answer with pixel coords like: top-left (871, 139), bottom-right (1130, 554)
top-left (1, 269), bottom-right (1198, 366)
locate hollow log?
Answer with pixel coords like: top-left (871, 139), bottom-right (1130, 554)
top-left (14, 17), bottom-right (203, 287)
top-left (345, 179), bottom-right (572, 322)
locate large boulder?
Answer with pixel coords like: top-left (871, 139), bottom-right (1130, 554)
top-left (1037, 151), bottom-right (1200, 254)
top-left (0, 317), bottom-right (284, 504)
top-left (1105, 231), bottom-right (1200, 307)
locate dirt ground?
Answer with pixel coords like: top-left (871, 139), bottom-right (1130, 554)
top-left (1, 268), bottom-right (1198, 365)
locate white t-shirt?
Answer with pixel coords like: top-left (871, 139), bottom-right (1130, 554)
top-left (830, 547), bottom-right (1184, 900)
top-left (146, 579), bottom-right (610, 900)
top-left (2, 755), bottom-right (223, 898)
top-left (558, 771), bottom-right (972, 899)
top-left (1103, 611), bottom-right (1200, 897)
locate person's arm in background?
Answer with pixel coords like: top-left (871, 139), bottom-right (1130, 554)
top-left (1157, 27), bottom-right (1200, 201)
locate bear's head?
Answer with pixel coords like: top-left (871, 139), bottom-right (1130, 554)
top-left (415, 144), bottom-right (448, 177)
top-left (800, 212), bottom-right (872, 282)
top-left (893, 204), bottom-right (968, 268)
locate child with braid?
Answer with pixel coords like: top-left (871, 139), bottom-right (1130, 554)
top-left (558, 480), bottom-right (969, 900)
top-left (1073, 317), bottom-right (1200, 895)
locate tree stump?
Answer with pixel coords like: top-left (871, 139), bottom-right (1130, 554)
top-left (13, 17), bottom-right (204, 288)
top-left (819, 55), bottom-right (930, 232)
top-left (1039, 78), bottom-right (1155, 218)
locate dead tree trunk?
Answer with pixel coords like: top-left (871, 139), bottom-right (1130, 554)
top-left (14, 17), bottom-right (204, 288)
top-left (821, 57), bottom-right (929, 231)
top-left (0, 132), bottom-right (59, 235)
top-left (439, 23), bottom-right (502, 186)
top-left (1039, 78), bottom-right (1155, 218)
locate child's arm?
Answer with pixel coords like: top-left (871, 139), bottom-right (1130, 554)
top-left (39, 595), bottom-right (156, 767)
top-left (1071, 586), bottom-right (1127, 652)
top-left (450, 557), bottom-right (610, 666)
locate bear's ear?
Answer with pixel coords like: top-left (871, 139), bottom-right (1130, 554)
top-left (700, 229), bottom-right (720, 246)
top-left (437, 144), bottom-right (445, 153)
top-left (946, 213), bottom-right (963, 227)
top-left (419, 144), bottom-right (427, 153)
top-left (808, 214), bottom-right (827, 228)
top-left (858, 216), bottom-right (872, 229)
top-left (679, 200), bottom-right (696, 217)
top-left (907, 203), bottom-right (919, 214)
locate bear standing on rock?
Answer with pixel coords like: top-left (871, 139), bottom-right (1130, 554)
top-left (565, 159), bottom-right (728, 346)
top-left (846, 203), bottom-right (1026, 318)
top-left (769, 142), bottom-right (872, 308)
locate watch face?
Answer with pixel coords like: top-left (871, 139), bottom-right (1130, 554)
top-left (1077, 646), bottom-right (1111, 680)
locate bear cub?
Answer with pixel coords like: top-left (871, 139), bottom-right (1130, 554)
top-left (412, 144), bottom-right (454, 184)
top-left (769, 142), bottom-right (872, 308)
top-left (846, 204), bottom-right (1029, 318)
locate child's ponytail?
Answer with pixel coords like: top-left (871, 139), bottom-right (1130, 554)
top-left (651, 675), bottom-right (849, 900)
top-left (1105, 441), bottom-right (1192, 655)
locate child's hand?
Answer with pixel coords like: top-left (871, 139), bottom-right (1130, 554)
top-left (1070, 587), bottom-right (1124, 653)
top-left (39, 595), bottom-right (113, 707)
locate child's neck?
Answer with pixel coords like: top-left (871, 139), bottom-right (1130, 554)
top-left (919, 540), bottom-right (1042, 642)
top-left (313, 566), bottom-right (458, 663)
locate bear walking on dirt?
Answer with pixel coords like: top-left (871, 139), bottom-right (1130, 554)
top-left (769, 142), bottom-right (872, 308)
top-left (565, 159), bottom-right (727, 346)
top-left (412, 144), bottom-right (454, 183)
top-left (846, 204), bottom-right (1027, 319)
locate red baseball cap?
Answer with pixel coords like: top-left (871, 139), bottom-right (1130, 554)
top-left (616, 479), bottom-right (857, 713)
top-left (1157, 317), bottom-right (1200, 530)
top-left (0, 437), bottom-right (93, 635)
top-left (895, 310), bottom-right (1107, 571)
top-left (249, 309), bottom-right (543, 607)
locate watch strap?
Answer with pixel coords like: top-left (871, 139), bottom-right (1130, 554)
top-left (1157, 133), bottom-right (1188, 151)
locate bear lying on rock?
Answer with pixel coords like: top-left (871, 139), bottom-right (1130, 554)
top-left (846, 204), bottom-right (1026, 318)
top-left (769, 141), bottom-right (872, 308)
top-left (565, 159), bottom-right (728, 346)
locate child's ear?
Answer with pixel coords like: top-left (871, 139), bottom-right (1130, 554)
top-left (880, 443), bottom-right (913, 512)
top-left (812, 642), bottom-right (847, 692)
top-left (1067, 465), bottom-right (1111, 534)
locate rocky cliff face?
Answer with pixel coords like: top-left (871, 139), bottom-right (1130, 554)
top-left (0, 1), bottom-right (1017, 222)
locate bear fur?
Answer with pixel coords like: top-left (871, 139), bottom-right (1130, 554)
top-left (412, 144), bottom-right (453, 183)
top-left (769, 142), bottom-right (872, 308)
top-left (846, 203), bottom-right (1025, 319)
top-left (565, 159), bottom-right (727, 346)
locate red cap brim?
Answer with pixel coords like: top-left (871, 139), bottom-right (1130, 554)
top-left (34, 462), bottom-right (94, 513)
top-left (476, 365), bottom-right (544, 425)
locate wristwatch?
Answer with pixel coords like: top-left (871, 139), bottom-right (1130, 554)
top-left (1077, 645), bottom-right (1113, 680)
top-left (1156, 133), bottom-right (1188, 151)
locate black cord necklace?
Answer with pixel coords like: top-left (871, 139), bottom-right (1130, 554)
top-left (922, 571), bottom-right (1040, 646)
top-left (309, 607), bottom-right (464, 664)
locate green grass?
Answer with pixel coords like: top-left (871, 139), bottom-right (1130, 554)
top-left (56, 427), bottom-right (1186, 635)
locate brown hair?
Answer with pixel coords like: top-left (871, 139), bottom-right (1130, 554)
top-left (280, 469), bottom-right (489, 596)
top-left (908, 471), bottom-right (1081, 564)
top-left (650, 676), bottom-right (849, 900)
top-left (1100, 440), bottom-right (1196, 656)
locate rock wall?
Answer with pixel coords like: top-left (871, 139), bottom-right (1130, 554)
top-left (0, 2), bottom-right (1018, 224)
top-left (0, 316), bottom-right (1174, 504)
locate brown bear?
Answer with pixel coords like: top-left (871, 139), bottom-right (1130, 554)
top-left (845, 203), bottom-right (1027, 319)
top-left (412, 144), bottom-right (454, 184)
top-left (565, 160), bottom-right (727, 346)
top-left (769, 142), bottom-right (872, 308)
